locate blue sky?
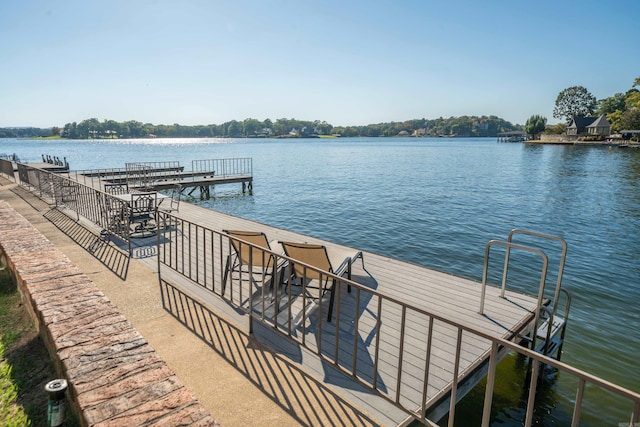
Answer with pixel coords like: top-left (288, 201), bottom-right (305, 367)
top-left (2, 0), bottom-right (639, 128)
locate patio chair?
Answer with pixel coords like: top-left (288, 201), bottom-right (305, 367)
top-left (159, 184), bottom-right (182, 214)
top-left (279, 241), bottom-right (362, 322)
top-left (129, 192), bottom-right (157, 234)
top-left (100, 192), bottom-right (128, 241)
top-left (157, 184), bottom-right (182, 229)
top-left (166, 184), bottom-right (182, 213)
top-left (100, 184), bottom-right (129, 238)
top-left (222, 230), bottom-right (283, 295)
top-left (104, 182), bottom-right (129, 195)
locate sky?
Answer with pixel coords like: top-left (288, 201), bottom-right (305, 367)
top-left (1, 0), bottom-right (639, 128)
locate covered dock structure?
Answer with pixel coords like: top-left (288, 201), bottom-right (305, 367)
top-left (497, 131), bottom-right (526, 142)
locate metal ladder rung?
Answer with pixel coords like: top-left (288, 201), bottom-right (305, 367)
top-left (536, 316), bottom-right (565, 341)
top-left (536, 337), bottom-right (562, 356)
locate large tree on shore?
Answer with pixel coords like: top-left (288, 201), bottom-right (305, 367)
top-left (553, 86), bottom-right (597, 123)
top-left (524, 114), bottom-right (547, 139)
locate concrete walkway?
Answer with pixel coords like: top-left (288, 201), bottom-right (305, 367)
top-left (0, 179), bottom-right (380, 427)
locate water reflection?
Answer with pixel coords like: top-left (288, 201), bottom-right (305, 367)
top-left (439, 353), bottom-right (571, 426)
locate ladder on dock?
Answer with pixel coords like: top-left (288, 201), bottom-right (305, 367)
top-left (479, 229), bottom-right (572, 361)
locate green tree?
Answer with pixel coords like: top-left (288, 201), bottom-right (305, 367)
top-left (125, 120), bottom-right (146, 138)
top-left (62, 122), bottom-right (78, 138)
top-left (619, 109), bottom-right (640, 130)
top-left (524, 115), bottom-right (547, 139)
top-left (226, 120), bottom-right (242, 137)
top-left (597, 93), bottom-right (626, 115)
top-left (553, 86), bottom-right (597, 123)
top-left (103, 119), bottom-right (121, 138)
top-left (626, 90), bottom-right (640, 111)
top-left (607, 110), bottom-right (624, 132)
top-left (242, 118), bottom-right (261, 136)
top-left (76, 117), bottom-right (101, 139)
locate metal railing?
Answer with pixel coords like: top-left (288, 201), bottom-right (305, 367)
top-left (155, 210), bottom-right (640, 426)
top-left (479, 231), bottom-right (571, 359)
top-left (66, 167), bottom-right (131, 189)
top-left (0, 158), bottom-right (15, 181)
top-left (192, 158), bottom-right (252, 178)
top-left (505, 229), bottom-right (568, 315)
top-left (125, 161), bottom-right (182, 189)
top-left (14, 163), bottom-right (133, 253)
top-left (16, 163), bottom-right (56, 199)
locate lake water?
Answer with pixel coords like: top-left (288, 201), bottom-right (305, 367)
top-left (2, 137), bottom-right (639, 425)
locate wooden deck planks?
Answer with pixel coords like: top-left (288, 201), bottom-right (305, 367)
top-left (147, 200), bottom-right (542, 424)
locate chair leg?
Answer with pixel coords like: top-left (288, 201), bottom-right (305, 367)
top-left (327, 279), bottom-right (336, 322)
top-left (222, 255), bottom-right (231, 294)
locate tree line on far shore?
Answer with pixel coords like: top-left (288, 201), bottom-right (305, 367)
top-left (0, 115), bottom-right (520, 140)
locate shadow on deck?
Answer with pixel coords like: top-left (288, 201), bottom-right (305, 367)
top-left (160, 279), bottom-right (382, 427)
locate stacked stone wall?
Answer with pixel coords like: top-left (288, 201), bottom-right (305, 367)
top-left (0, 200), bottom-right (217, 426)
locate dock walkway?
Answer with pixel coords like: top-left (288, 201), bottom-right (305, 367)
top-left (144, 200), bottom-right (541, 425)
top-left (69, 157), bottom-right (253, 196)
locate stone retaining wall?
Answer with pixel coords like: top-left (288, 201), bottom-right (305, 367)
top-left (0, 200), bottom-right (218, 426)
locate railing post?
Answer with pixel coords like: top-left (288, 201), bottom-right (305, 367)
top-left (632, 401), bottom-right (640, 426)
top-left (524, 360), bottom-right (540, 427)
top-left (571, 379), bottom-right (585, 427)
top-left (448, 328), bottom-right (463, 427)
top-left (481, 342), bottom-right (499, 427)
top-left (479, 241), bottom-right (493, 315)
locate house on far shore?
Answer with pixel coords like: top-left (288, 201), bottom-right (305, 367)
top-left (567, 114), bottom-right (611, 139)
top-left (412, 128), bottom-right (427, 137)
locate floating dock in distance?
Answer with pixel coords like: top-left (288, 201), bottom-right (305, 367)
top-left (497, 131), bottom-right (526, 142)
top-left (75, 158), bottom-right (253, 198)
top-left (149, 174), bottom-right (253, 197)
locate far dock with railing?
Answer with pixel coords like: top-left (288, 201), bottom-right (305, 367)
top-left (70, 158), bottom-right (253, 198)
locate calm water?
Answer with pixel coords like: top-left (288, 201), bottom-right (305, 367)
top-left (2, 137), bottom-right (639, 425)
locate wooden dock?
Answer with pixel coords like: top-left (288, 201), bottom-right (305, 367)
top-left (92, 171), bottom-right (253, 194)
top-left (73, 158), bottom-right (253, 196)
top-left (120, 200), bottom-right (542, 426)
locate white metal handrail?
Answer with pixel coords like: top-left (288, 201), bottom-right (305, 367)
top-left (506, 229), bottom-right (568, 316)
top-left (479, 239), bottom-right (549, 354)
top-left (191, 158), bottom-right (252, 178)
